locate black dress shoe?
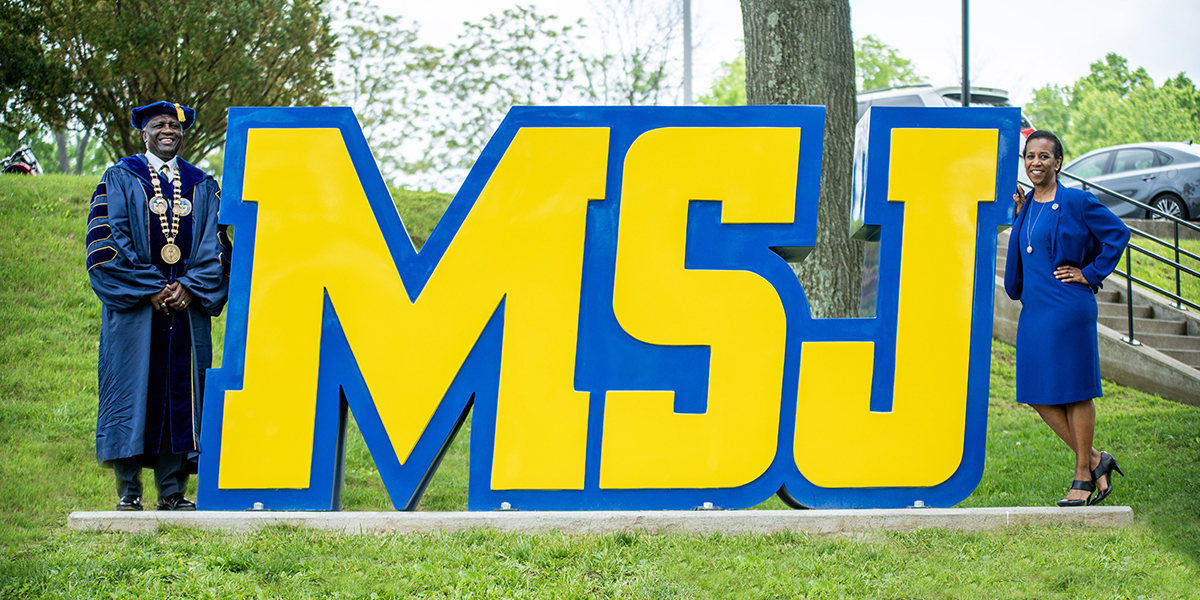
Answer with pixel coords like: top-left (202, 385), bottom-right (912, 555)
top-left (156, 493), bottom-right (197, 511)
top-left (1057, 479), bottom-right (1095, 507)
top-left (1089, 451), bottom-right (1125, 506)
top-left (116, 495), bottom-right (143, 511)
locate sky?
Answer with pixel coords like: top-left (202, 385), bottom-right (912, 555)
top-left (379, 0), bottom-right (1200, 106)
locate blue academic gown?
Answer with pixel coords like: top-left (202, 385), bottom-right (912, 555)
top-left (86, 155), bottom-right (229, 465)
top-left (1003, 182), bottom-right (1130, 405)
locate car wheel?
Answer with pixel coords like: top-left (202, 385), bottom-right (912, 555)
top-left (1149, 193), bottom-right (1188, 220)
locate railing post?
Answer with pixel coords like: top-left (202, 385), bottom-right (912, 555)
top-left (1172, 221), bottom-right (1186, 311)
top-left (1122, 246), bottom-right (1141, 346)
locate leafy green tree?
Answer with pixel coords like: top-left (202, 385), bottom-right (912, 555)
top-left (582, 0), bottom-right (681, 106)
top-left (1023, 84), bottom-right (1072, 141)
top-left (698, 54), bottom-right (746, 106)
top-left (1080, 54), bottom-right (1153, 97)
top-left (699, 34), bottom-right (920, 110)
top-left (0, 1), bottom-right (72, 134)
top-left (408, 6), bottom-right (590, 186)
top-left (1026, 53), bottom-right (1200, 159)
top-left (327, 1), bottom-right (685, 188)
top-left (854, 35), bottom-right (920, 92)
top-left (1164, 74), bottom-right (1200, 125)
top-left (331, 0), bottom-right (428, 182)
top-left (0, 0), bottom-right (73, 163)
top-left (38, 0), bottom-right (336, 162)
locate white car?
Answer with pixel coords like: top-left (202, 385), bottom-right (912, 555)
top-left (857, 84), bottom-right (1034, 186)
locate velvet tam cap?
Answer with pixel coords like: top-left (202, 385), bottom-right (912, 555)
top-left (131, 101), bottom-right (195, 130)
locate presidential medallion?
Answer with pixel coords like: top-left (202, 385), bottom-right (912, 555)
top-left (161, 243), bottom-right (182, 265)
top-left (175, 198), bottom-right (193, 217)
top-left (150, 197), bottom-right (168, 215)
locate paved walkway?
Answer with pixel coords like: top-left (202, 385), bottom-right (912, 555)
top-left (68, 506), bottom-right (1133, 535)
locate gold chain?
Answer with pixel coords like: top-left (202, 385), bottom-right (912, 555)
top-left (149, 165), bottom-right (183, 264)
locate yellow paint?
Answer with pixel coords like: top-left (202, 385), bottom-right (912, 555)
top-left (219, 127), bottom-right (607, 490)
top-left (794, 128), bottom-right (997, 488)
top-left (600, 127), bottom-right (798, 489)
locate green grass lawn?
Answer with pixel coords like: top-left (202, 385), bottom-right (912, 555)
top-left (2, 175), bottom-right (1199, 598)
top-left (1128, 235), bottom-right (1200, 308)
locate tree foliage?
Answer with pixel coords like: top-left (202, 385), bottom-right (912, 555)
top-left (36, 0), bottom-right (336, 162)
top-left (331, 2), bottom-right (593, 188)
top-left (854, 35), bottom-right (920, 92)
top-left (334, 1), bottom-right (686, 189)
top-left (0, 0), bottom-right (72, 136)
top-left (418, 7), bottom-right (589, 180)
top-left (325, 0), bottom-right (697, 189)
top-left (1025, 53), bottom-right (1200, 159)
top-left (332, 0), bottom-right (426, 181)
top-left (700, 34), bottom-right (920, 109)
top-left (582, 0), bottom-right (682, 106)
top-left (698, 54), bottom-right (746, 106)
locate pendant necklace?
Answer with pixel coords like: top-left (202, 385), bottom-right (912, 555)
top-left (1025, 191), bottom-right (1059, 254)
top-left (149, 165), bottom-right (185, 264)
top-left (1025, 203), bottom-right (1043, 254)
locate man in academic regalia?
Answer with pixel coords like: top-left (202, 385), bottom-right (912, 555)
top-left (86, 101), bottom-right (230, 510)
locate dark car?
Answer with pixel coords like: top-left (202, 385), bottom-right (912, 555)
top-left (1061, 142), bottom-right (1200, 220)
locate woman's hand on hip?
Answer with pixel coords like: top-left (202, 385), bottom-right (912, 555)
top-left (1055, 265), bottom-right (1090, 285)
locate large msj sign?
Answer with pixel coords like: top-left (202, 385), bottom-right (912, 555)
top-left (198, 106), bottom-right (1020, 511)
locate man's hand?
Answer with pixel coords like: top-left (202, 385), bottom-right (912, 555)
top-left (165, 282), bottom-right (193, 311)
top-left (148, 286), bottom-right (173, 314)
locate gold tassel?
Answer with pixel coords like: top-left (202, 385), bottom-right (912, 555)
top-left (174, 103), bottom-right (186, 122)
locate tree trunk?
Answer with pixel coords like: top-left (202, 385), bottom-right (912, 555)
top-left (55, 130), bottom-right (69, 173)
top-left (74, 130), bottom-right (91, 175)
top-left (740, 0), bottom-right (861, 318)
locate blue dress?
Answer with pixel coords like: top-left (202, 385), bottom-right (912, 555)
top-left (1004, 183), bottom-right (1130, 406)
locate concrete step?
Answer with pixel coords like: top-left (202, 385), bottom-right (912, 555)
top-left (1098, 315), bottom-right (1187, 335)
top-left (1159, 348), bottom-right (1200, 369)
top-left (1129, 332), bottom-right (1200, 351)
top-left (1098, 302), bottom-right (1153, 319)
top-left (1095, 289), bottom-right (1122, 304)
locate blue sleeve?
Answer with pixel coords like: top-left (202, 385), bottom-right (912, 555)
top-left (1079, 191), bottom-right (1131, 287)
top-left (86, 171), bottom-right (169, 310)
top-left (177, 179), bottom-right (230, 317)
top-left (1003, 205), bottom-right (1026, 301)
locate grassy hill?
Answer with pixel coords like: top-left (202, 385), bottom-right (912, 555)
top-left (1, 175), bottom-right (1198, 598)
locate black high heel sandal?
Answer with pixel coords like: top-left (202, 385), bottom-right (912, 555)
top-left (1057, 480), bottom-right (1094, 507)
top-left (1088, 451), bottom-right (1124, 506)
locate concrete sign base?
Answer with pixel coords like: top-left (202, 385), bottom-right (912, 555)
top-left (68, 506), bottom-right (1133, 535)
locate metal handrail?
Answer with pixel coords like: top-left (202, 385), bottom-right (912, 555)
top-left (1059, 170), bottom-right (1200, 233)
top-left (1054, 169), bottom-right (1198, 345)
top-left (1127, 243), bottom-right (1200, 280)
top-left (1111, 264), bottom-right (1200, 311)
top-left (1126, 226), bottom-right (1200, 263)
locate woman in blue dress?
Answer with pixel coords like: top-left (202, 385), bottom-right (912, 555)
top-left (1004, 130), bottom-right (1130, 507)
